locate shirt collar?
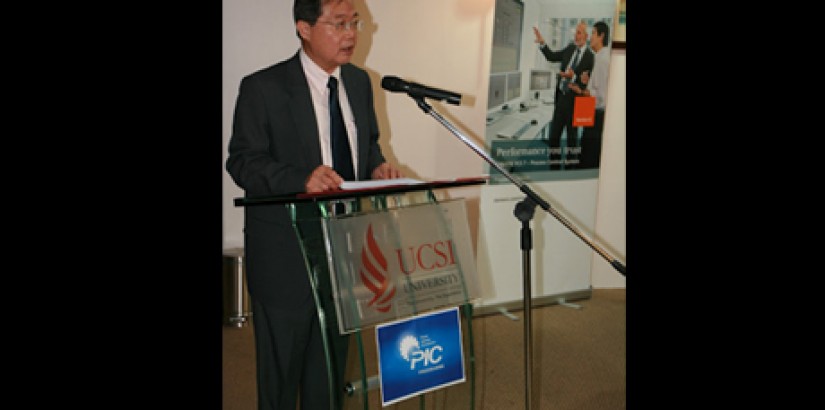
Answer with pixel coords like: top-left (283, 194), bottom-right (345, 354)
top-left (299, 48), bottom-right (341, 92)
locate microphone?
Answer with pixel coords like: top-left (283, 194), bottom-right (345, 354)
top-left (381, 75), bottom-right (462, 105)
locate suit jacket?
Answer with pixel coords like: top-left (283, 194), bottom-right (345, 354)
top-left (539, 43), bottom-right (595, 104)
top-left (226, 51), bottom-right (387, 308)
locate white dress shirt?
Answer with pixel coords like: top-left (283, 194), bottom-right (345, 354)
top-left (300, 49), bottom-right (359, 175)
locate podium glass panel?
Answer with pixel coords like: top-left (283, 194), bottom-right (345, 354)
top-left (323, 199), bottom-right (479, 334)
top-left (287, 191), bottom-right (478, 410)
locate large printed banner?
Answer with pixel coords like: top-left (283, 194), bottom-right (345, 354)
top-left (485, 0), bottom-right (617, 180)
top-left (375, 306), bottom-right (466, 406)
top-left (476, 0), bottom-right (619, 307)
top-left (324, 200), bottom-right (479, 334)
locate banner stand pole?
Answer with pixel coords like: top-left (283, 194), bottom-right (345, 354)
top-left (408, 95), bottom-right (626, 410)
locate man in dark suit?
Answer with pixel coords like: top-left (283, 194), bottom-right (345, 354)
top-left (533, 21), bottom-right (594, 170)
top-left (226, 1), bottom-right (402, 409)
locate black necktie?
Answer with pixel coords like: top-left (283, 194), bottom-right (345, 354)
top-left (328, 76), bottom-right (355, 181)
top-left (560, 49), bottom-right (580, 94)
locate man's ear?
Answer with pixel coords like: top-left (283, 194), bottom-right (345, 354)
top-left (296, 20), bottom-right (312, 41)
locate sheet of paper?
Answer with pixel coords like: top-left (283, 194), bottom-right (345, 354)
top-left (340, 178), bottom-right (424, 190)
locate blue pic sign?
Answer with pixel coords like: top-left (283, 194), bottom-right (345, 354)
top-left (375, 306), bottom-right (466, 406)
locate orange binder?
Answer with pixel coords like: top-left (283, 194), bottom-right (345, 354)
top-left (572, 96), bottom-right (596, 127)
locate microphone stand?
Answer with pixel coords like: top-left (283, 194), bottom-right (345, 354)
top-left (409, 95), bottom-right (625, 410)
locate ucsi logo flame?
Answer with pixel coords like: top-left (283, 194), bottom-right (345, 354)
top-left (359, 224), bottom-right (396, 313)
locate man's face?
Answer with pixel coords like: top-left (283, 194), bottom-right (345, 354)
top-left (300, 0), bottom-right (359, 73)
top-left (590, 28), bottom-right (602, 49)
top-left (574, 22), bottom-right (588, 47)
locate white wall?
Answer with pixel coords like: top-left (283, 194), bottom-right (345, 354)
top-left (222, 0), bottom-right (625, 288)
top-left (591, 48), bottom-right (626, 287)
top-left (222, 0), bottom-right (297, 249)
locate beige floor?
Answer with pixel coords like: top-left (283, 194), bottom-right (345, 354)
top-left (223, 288), bottom-right (625, 410)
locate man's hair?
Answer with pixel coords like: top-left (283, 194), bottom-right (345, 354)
top-left (294, 0), bottom-right (322, 26)
top-left (294, 0), bottom-right (343, 38)
top-left (593, 21), bottom-right (610, 46)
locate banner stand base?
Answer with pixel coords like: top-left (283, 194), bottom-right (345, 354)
top-left (471, 288), bottom-right (592, 317)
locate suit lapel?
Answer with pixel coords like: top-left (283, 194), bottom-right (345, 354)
top-left (285, 54), bottom-right (323, 167)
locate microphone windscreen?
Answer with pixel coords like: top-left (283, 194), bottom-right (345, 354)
top-left (381, 76), bottom-right (405, 92)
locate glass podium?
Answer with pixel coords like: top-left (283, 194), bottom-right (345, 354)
top-left (234, 178), bottom-right (485, 409)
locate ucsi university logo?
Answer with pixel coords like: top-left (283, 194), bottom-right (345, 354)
top-left (359, 225), bottom-right (396, 313)
top-left (359, 224), bottom-right (459, 313)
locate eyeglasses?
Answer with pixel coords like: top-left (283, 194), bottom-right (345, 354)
top-left (318, 19), bottom-right (364, 33)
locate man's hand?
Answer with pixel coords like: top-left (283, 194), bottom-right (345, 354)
top-left (532, 26), bottom-right (545, 45)
top-left (371, 162), bottom-right (403, 180)
top-left (305, 165), bottom-right (344, 193)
